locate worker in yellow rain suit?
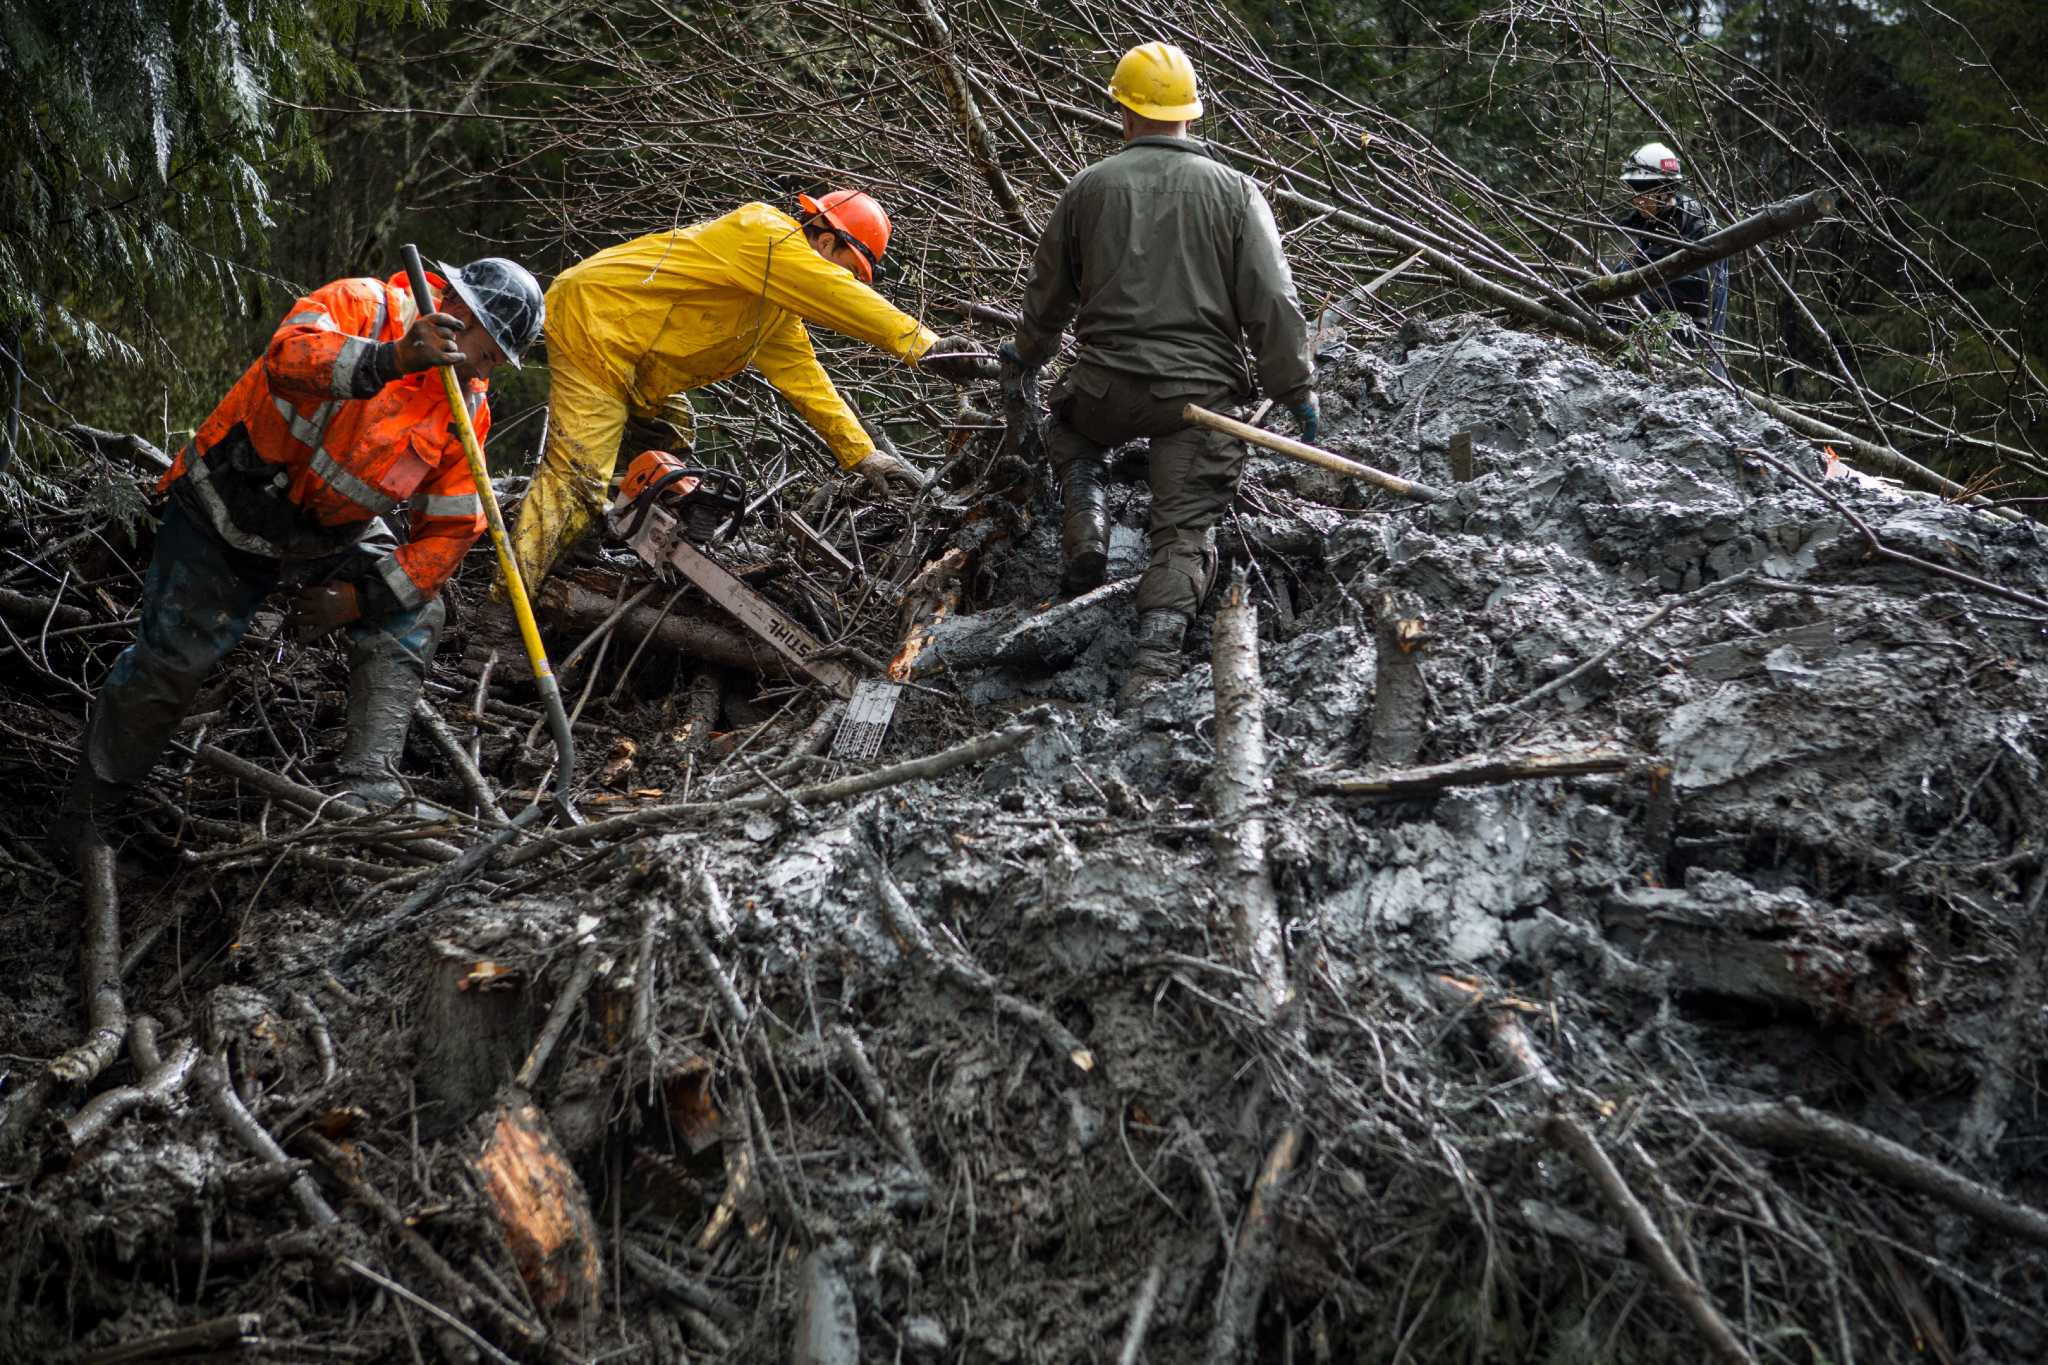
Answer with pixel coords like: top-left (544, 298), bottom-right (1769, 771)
top-left (509, 190), bottom-right (984, 590)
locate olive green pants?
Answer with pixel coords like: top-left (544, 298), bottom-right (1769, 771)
top-left (1046, 366), bottom-right (1245, 618)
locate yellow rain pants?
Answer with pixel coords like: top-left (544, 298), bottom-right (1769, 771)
top-left (508, 202), bottom-right (939, 590)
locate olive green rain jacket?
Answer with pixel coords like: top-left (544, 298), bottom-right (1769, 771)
top-left (1013, 137), bottom-right (1312, 405)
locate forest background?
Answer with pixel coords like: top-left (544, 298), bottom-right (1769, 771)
top-left (2, 0), bottom-right (2043, 503)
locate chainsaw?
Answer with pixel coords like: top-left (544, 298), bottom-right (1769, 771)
top-left (607, 450), bottom-right (859, 699)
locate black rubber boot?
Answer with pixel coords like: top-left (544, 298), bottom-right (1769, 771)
top-left (1117, 610), bottom-right (1189, 710)
top-left (48, 760), bottom-right (130, 869)
top-left (1059, 459), bottom-right (1110, 597)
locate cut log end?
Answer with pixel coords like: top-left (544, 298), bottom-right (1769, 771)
top-left (476, 1100), bottom-right (602, 1318)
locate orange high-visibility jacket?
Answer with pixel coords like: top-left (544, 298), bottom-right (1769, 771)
top-left (163, 270), bottom-right (490, 615)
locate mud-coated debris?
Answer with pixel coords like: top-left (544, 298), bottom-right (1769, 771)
top-left (901, 1315), bottom-right (948, 1356)
top-left (10, 308), bottom-right (2048, 1364)
top-left (793, 1247), bottom-right (860, 1365)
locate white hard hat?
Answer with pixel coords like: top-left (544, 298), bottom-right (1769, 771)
top-left (1621, 142), bottom-right (1683, 189)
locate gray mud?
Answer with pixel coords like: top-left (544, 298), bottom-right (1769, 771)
top-left (9, 319), bottom-right (2047, 1362)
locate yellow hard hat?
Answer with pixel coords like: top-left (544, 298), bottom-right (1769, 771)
top-left (1107, 41), bottom-right (1203, 121)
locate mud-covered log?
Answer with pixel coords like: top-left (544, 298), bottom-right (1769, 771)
top-left (416, 954), bottom-right (533, 1140)
top-left (1308, 744), bottom-right (1639, 799)
top-left (538, 578), bottom-right (784, 676)
top-left (1209, 574), bottom-right (1286, 1018)
top-left (49, 841), bottom-right (125, 1086)
top-left (910, 575), bottom-right (1139, 676)
top-left (79, 1313), bottom-right (263, 1364)
top-left (1958, 869), bottom-right (2048, 1161)
top-left (198, 1057), bottom-right (339, 1229)
top-left (1698, 1100), bottom-right (2048, 1248)
top-left (1601, 882), bottom-right (1922, 1026)
top-left (1204, 1124), bottom-right (1301, 1364)
top-left (1367, 591), bottom-right (1430, 767)
top-left (1571, 188), bottom-right (1838, 305)
top-left (477, 1100), bottom-right (602, 1318)
top-left (0, 585), bottom-right (91, 630)
top-left (792, 1249), bottom-right (860, 1365)
top-left (62, 1026), bottom-right (197, 1150)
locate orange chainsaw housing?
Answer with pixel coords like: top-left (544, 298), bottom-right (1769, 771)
top-left (620, 449), bottom-right (701, 505)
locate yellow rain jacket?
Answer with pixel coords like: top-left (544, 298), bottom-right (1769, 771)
top-left (510, 202), bottom-right (940, 588)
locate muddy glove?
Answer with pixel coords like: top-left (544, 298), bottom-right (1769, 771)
top-left (286, 582), bottom-right (362, 642)
top-left (918, 333), bottom-right (994, 385)
top-left (856, 448), bottom-right (928, 499)
top-left (393, 312), bottom-right (466, 374)
top-left (1289, 395), bottom-right (1321, 447)
top-left (855, 423), bottom-right (928, 498)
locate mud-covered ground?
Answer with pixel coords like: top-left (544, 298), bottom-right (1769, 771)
top-left (5, 319), bottom-right (2047, 1363)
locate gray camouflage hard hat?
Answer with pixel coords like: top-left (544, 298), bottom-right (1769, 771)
top-left (438, 257), bottom-right (544, 367)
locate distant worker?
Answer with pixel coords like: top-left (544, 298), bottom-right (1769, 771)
top-left (1616, 141), bottom-right (1728, 374)
top-left (509, 193), bottom-right (986, 590)
top-left (54, 258), bottom-right (545, 857)
top-left (1009, 42), bottom-right (1314, 706)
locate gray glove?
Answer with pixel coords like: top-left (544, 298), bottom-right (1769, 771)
top-left (857, 448), bottom-right (927, 498)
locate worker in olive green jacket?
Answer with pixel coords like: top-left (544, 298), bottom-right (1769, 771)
top-left (1009, 41), bottom-right (1315, 707)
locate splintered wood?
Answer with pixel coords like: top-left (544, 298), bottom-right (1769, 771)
top-left (477, 1101), bottom-right (602, 1317)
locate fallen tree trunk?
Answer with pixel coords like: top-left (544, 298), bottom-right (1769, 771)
top-left (1309, 744), bottom-right (1639, 799)
top-left (1570, 189), bottom-right (1838, 305)
top-left (538, 578), bottom-right (786, 677)
top-left (48, 841), bottom-right (125, 1086)
top-left (1697, 1100), bottom-right (2048, 1248)
top-left (1209, 573), bottom-right (1286, 1018)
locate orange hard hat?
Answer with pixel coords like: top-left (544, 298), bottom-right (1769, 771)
top-left (796, 189), bottom-right (892, 283)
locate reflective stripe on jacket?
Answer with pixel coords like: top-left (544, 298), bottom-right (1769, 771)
top-left (544, 203), bottom-right (938, 469)
top-left (162, 271), bottom-right (491, 613)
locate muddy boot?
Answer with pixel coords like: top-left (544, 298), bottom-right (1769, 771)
top-left (1117, 610), bottom-right (1188, 710)
top-left (47, 760), bottom-right (131, 870)
top-left (335, 646), bottom-right (434, 818)
top-left (1059, 459), bottom-right (1110, 597)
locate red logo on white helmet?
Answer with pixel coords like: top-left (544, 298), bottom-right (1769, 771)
top-left (1660, 157), bottom-right (1680, 173)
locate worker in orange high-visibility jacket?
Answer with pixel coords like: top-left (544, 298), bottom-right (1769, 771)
top-left (506, 191), bottom-right (987, 591)
top-left (51, 257), bottom-right (546, 860)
